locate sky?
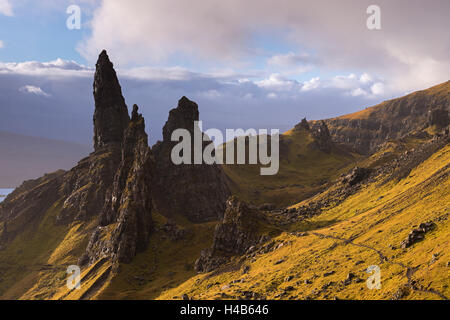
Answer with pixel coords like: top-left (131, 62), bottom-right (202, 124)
top-left (0, 0), bottom-right (449, 146)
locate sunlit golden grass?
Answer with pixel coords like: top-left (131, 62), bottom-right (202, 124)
top-left (158, 145), bottom-right (449, 300)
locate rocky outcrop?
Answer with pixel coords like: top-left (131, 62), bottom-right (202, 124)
top-left (195, 197), bottom-right (261, 272)
top-left (2, 51), bottom-right (154, 269)
top-left (428, 108), bottom-right (449, 128)
top-left (341, 167), bottom-right (372, 186)
top-left (0, 51), bottom-right (232, 270)
top-left (93, 50), bottom-right (130, 151)
top-left (309, 120), bottom-right (333, 153)
top-left (82, 105), bottom-right (154, 265)
top-left (401, 222), bottom-right (436, 248)
top-left (294, 117), bottom-right (310, 131)
top-left (152, 96), bottom-right (230, 222)
top-left (56, 147), bottom-right (122, 224)
top-left (321, 81), bottom-right (450, 154)
top-left (77, 55), bottom-right (154, 266)
top-left (56, 51), bottom-right (131, 224)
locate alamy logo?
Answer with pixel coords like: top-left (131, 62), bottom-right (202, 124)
top-left (366, 265), bottom-right (381, 289)
top-left (66, 5), bottom-right (81, 30)
top-left (366, 5), bottom-right (381, 30)
top-left (66, 265), bottom-right (81, 290)
top-left (170, 121), bottom-right (280, 175)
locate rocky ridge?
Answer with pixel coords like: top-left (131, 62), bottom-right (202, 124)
top-left (322, 81), bottom-right (450, 154)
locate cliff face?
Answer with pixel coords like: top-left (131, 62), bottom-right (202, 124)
top-left (321, 81), bottom-right (450, 154)
top-left (152, 97), bottom-right (230, 223)
top-left (195, 196), bottom-right (263, 272)
top-left (93, 50), bottom-right (130, 151)
top-left (81, 104), bottom-right (154, 265)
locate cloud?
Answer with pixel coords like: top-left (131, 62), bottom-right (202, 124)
top-left (256, 74), bottom-right (300, 92)
top-left (0, 59), bottom-right (93, 78)
top-left (350, 88), bottom-right (368, 97)
top-left (370, 82), bottom-right (385, 95)
top-left (299, 73), bottom-right (387, 98)
top-left (267, 52), bottom-right (317, 75)
top-left (359, 73), bottom-right (373, 84)
top-left (77, 0), bottom-right (450, 97)
top-left (0, 40), bottom-right (4, 48)
top-left (0, 58), bottom-right (390, 146)
top-left (0, 0), bottom-right (13, 16)
top-left (19, 85), bottom-right (51, 97)
top-left (301, 77), bottom-right (320, 92)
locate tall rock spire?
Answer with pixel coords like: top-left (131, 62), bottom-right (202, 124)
top-left (152, 96), bottom-right (230, 222)
top-left (93, 50), bottom-right (130, 150)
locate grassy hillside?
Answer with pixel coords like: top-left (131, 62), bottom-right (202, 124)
top-left (158, 144), bottom-right (449, 300)
top-left (0, 81), bottom-right (448, 301)
top-left (222, 128), bottom-right (360, 207)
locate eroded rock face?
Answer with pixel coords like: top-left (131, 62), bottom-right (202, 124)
top-left (93, 50), bottom-right (130, 151)
top-left (56, 147), bottom-right (122, 224)
top-left (309, 120), bottom-right (333, 153)
top-left (75, 54), bottom-right (154, 266)
top-left (152, 96), bottom-right (230, 222)
top-left (428, 108), bottom-right (449, 128)
top-left (341, 167), bottom-right (372, 186)
top-left (323, 84), bottom-right (450, 154)
top-left (401, 222), bottom-right (436, 248)
top-left (57, 51), bottom-right (133, 224)
top-left (94, 105), bottom-right (154, 264)
top-left (195, 197), bottom-right (260, 272)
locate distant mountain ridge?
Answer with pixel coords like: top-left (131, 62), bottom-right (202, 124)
top-left (0, 131), bottom-right (91, 187)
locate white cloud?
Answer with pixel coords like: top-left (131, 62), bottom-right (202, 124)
top-left (350, 88), bottom-right (368, 97)
top-left (267, 52), bottom-right (317, 75)
top-left (0, 0), bottom-right (13, 16)
top-left (370, 82), bottom-right (385, 96)
top-left (329, 74), bottom-right (359, 90)
top-left (256, 74), bottom-right (299, 92)
top-left (359, 73), bottom-right (372, 84)
top-left (77, 0), bottom-right (450, 97)
top-left (301, 77), bottom-right (320, 92)
top-left (0, 40), bottom-right (4, 48)
top-left (0, 59), bottom-right (92, 78)
top-left (19, 85), bottom-right (51, 97)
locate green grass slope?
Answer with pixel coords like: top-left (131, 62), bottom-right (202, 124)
top-left (222, 128), bottom-right (360, 208)
top-left (158, 144), bottom-right (449, 300)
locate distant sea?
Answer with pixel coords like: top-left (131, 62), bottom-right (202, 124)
top-left (0, 188), bottom-right (14, 203)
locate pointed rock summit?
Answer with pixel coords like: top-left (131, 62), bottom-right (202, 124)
top-left (153, 96), bottom-right (230, 222)
top-left (195, 196), bottom-right (263, 272)
top-left (93, 50), bottom-right (130, 150)
top-left (162, 96), bottom-right (200, 141)
top-left (294, 117), bottom-right (310, 131)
